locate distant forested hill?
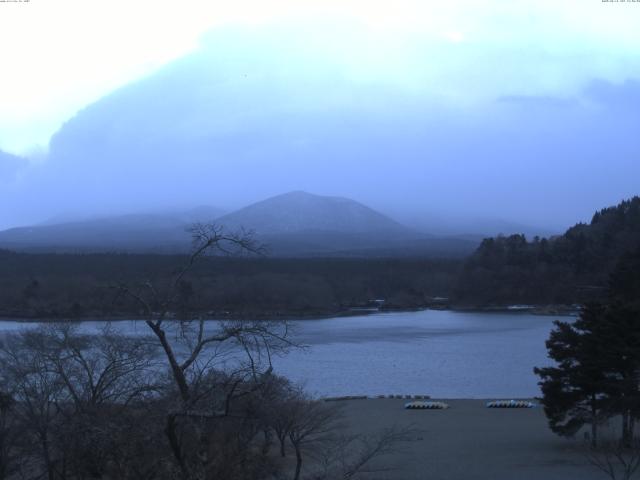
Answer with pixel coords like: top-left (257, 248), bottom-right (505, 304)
top-left (455, 197), bottom-right (640, 305)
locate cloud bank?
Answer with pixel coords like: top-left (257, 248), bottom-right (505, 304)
top-left (1, 2), bottom-right (639, 232)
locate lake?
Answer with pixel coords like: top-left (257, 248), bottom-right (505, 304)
top-left (0, 310), bottom-right (567, 398)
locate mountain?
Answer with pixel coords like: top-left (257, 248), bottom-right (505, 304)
top-left (215, 191), bottom-right (457, 256)
top-left (0, 207), bottom-right (224, 253)
top-left (217, 191), bottom-right (410, 236)
top-left (214, 191), bottom-right (480, 256)
top-left (0, 192), bottom-right (480, 257)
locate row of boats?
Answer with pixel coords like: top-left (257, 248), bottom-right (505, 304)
top-left (405, 399), bottom-right (537, 410)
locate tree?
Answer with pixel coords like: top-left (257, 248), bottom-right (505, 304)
top-left (313, 425), bottom-right (417, 480)
top-left (114, 223), bottom-right (297, 479)
top-left (586, 437), bottom-right (640, 480)
top-left (286, 394), bottom-right (343, 480)
top-left (0, 324), bottom-right (161, 480)
top-left (594, 251), bottom-right (640, 447)
top-left (534, 303), bottom-right (610, 447)
top-left (535, 249), bottom-right (640, 448)
top-left (609, 246), bottom-right (640, 310)
top-left (0, 330), bottom-right (67, 480)
top-left (0, 391), bottom-right (18, 480)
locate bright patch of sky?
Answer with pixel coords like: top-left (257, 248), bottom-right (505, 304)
top-left (1, 0), bottom-right (639, 157)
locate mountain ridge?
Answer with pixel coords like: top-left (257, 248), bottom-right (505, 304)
top-left (0, 191), bottom-right (479, 257)
top-left (0, 207), bottom-right (224, 253)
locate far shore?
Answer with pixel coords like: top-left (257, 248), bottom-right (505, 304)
top-left (0, 304), bottom-right (580, 323)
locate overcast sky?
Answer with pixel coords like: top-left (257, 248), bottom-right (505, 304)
top-left (1, 0), bottom-right (639, 232)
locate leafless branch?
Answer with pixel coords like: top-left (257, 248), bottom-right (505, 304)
top-left (586, 438), bottom-right (640, 480)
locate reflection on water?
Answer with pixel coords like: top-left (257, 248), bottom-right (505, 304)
top-left (0, 310), bottom-right (566, 398)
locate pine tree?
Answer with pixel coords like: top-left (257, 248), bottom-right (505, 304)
top-left (534, 303), bottom-right (610, 447)
top-left (535, 249), bottom-right (640, 447)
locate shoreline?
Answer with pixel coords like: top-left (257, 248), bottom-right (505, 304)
top-left (321, 395), bottom-right (541, 401)
top-left (0, 304), bottom-right (580, 323)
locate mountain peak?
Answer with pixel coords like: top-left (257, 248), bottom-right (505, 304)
top-left (263, 190), bottom-right (354, 203)
top-left (216, 191), bottom-right (409, 236)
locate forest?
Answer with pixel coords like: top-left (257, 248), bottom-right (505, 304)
top-left (455, 197), bottom-right (640, 306)
top-left (0, 252), bottom-right (460, 319)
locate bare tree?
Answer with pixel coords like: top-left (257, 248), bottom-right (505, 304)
top-left (0, 391), bottom-right (18, 480)
top-left (286, 396), bottom-right (344, 480)
top-left (41, 324), bottom-right (158, 478)
top-left (0, 330), bottom-right (67, 480)
top-left (113, 224), bottom-right (290, 402)
top-left (268, 388), bottom-right (417, 480)
top-left (260, 376), bottom-right (300, 458)
top-left (113, 224), bottom-right (298, 479)
top-left (0, 223), bottom-right (416, 480)
top-left (586, 438), bottom-right (640, 480)
top-left (313, 425), bottom-right (417, 480)
top-left (0, 325), bottom-right (162, 480)
top-left (32, 323), bottom-right (158, 410)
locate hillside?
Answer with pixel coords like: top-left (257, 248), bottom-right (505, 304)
top-left (215, 191), bottom-right (430, 255)
top-left (0, 207), bottom-right (223, 253)
top-left (0, 192), bottom-right (479, 257)
top-left (217, 191), bottom-right (410, 235)
top-left (455, 196), bottom-right (640, 305)
top-left (216, 191), bottom-right (479, 257)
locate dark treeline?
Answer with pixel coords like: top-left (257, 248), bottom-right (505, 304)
top-left (455, 196), bottom-right (640, 306)
top-left (0, 253), bottom-right (460, 319)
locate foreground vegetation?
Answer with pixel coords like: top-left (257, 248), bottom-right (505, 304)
top-left (0, 323), bottom-right (412, 480)
top-left (0, 226), bottom-right (411, 480)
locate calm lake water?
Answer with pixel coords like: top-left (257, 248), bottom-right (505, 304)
top-left (0, 310), bottom-right (567, 398)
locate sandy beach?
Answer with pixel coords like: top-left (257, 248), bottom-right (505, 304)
top-left (337, 398), bottom-right (605, 480)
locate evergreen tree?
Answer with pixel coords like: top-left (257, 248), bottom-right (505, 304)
top-left (534, 303), bottom-right (610, 447)
top-left (600, 302), bottom-right (640, 446)
top-left (535, 249), bottom-right (640, 446)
